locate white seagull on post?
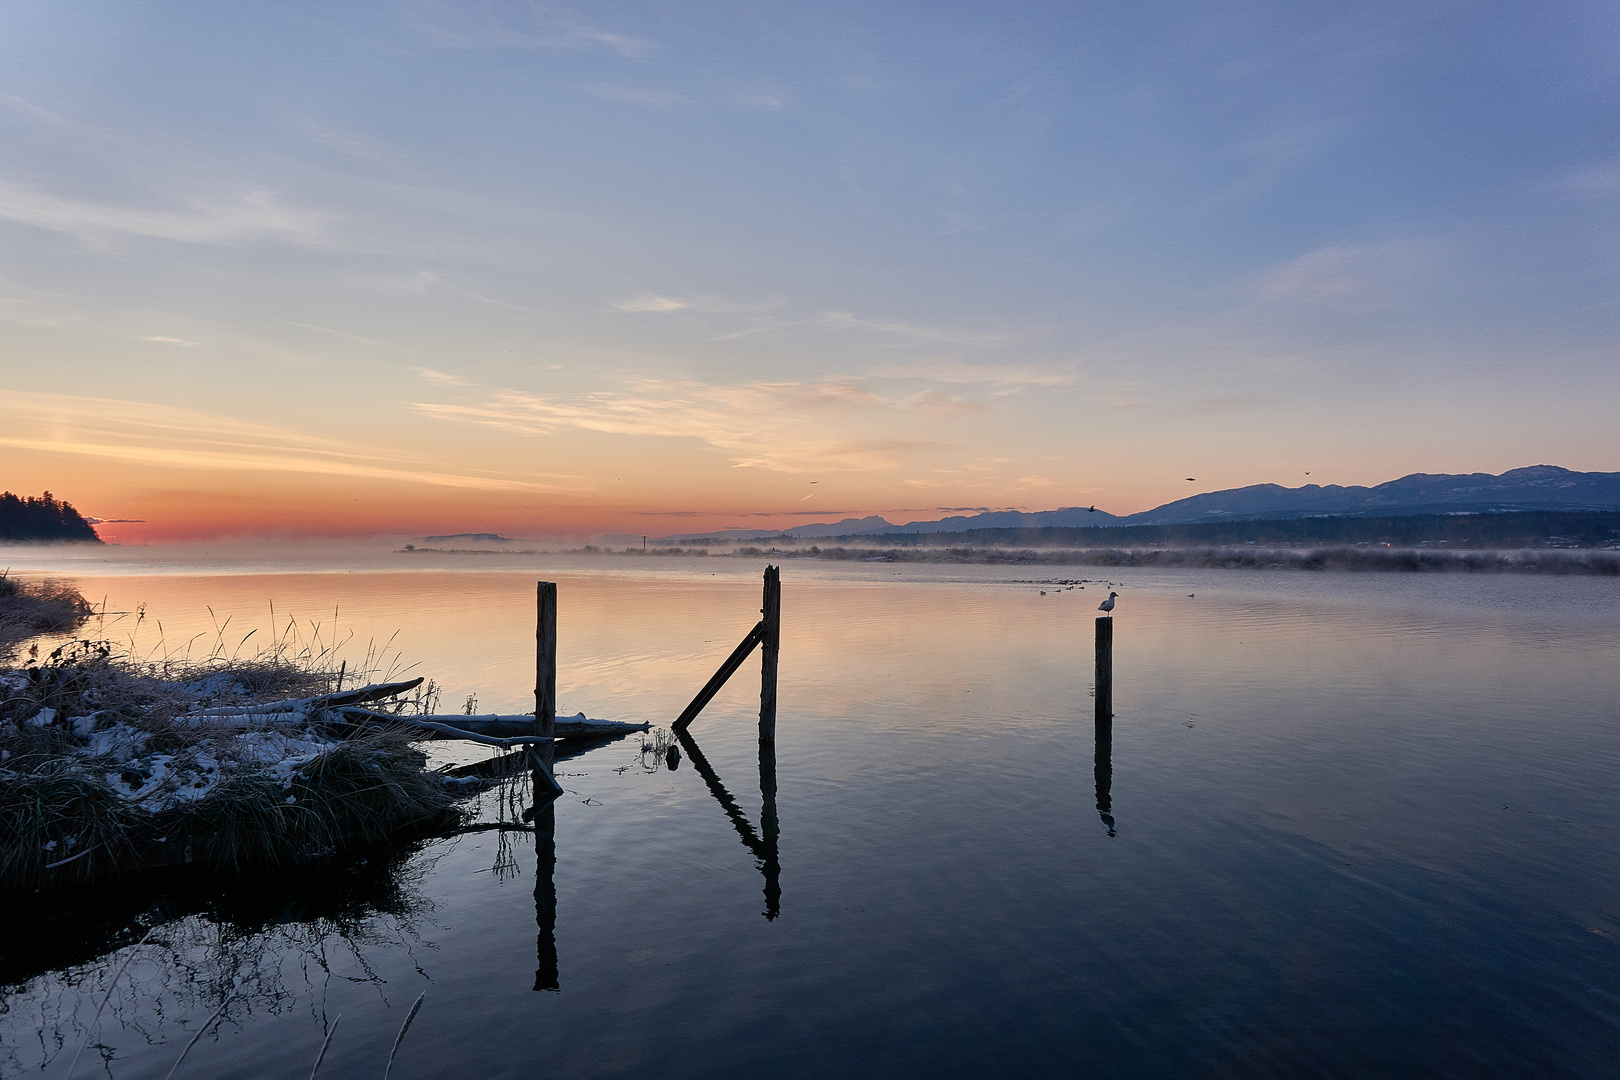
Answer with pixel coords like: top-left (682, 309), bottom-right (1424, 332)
top-left (1098, 591), bottom-right (1118, 615)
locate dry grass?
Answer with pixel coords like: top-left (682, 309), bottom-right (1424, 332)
top-left (174, 730), bottom-right (456, 871)
top-left (0, 573), bottom-right (93, 658)
top-left (1, 592), bottom-right (464, 891)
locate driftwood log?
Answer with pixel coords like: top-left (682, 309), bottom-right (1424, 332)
top-left (336, 707), bottom-right (554, 749)
top-left (179, 679), bottom-right (427, 728)
top-left (374, 712), bottom-right (651, 739)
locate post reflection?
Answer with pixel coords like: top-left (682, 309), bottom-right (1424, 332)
top-left (532, 744), bottom-right (560, 992)
top-left (674, 728), bottom-right (781, 920)
top-left (1094, 714), bottom-right (1115, 837)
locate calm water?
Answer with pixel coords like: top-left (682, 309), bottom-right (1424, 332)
top-left (2, 552), bottom-right (1619, 1078)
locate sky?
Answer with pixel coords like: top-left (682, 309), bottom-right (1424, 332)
top-left (1, 1), bottom-right (1615, 542)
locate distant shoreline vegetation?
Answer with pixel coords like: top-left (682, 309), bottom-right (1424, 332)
top-left (396, 511), bottom-right (1620, 575)
top-left (0, 492), bottom-right (101, 544)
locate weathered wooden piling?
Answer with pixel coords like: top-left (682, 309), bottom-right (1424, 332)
top-left (760, 565), bottom-right (780, 740)
top-left (531, 582), bottom-right (564, 800)
top-left (1094, 615), bottom-right (1113, 719)
top-left (536, 581), bottom-right (557, 739)
top-left (674, 566), bottom-right (781, 733)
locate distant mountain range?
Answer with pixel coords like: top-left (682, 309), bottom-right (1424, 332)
top-left (664, 466), bottom-right (1620, 541)
top-left (417, 533), bottom-right (518, 544)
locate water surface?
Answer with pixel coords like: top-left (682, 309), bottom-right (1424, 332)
top-left (3, 555), bottom-right (1618, 1078)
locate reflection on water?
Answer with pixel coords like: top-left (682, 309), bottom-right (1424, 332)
top-left (2, 560), bottom-right (1619, 1078)
top-left (676, 729), bottom-right (781, 920)
top-left (1094, 714), bottom-right (1115, 838)
top-left (533, 798), bottom-right (559, 993)
top-left (0, 843), bottom-right (438, 1076)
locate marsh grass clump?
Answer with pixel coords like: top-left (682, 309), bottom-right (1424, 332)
top-left (0, 755), bottom-right (137, 887)
top-left (0, 573), bottom-right (93, 658)
top-left (1, 608), bottom-right (464, 891)
top-left (176, 731), bottom-right (454, 871)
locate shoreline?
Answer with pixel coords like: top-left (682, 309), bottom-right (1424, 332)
top-left (394, 544), bottom-right (1620, 575)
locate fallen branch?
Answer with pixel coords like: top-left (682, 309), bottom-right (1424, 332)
top-left (186, 678), bottom-right (425, 718)
top-left (338, 707), bottom-right (554, 749)
top-left (380, 712), bottom-right (650, 738)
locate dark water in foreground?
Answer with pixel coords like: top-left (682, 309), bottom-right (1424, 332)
top-left (2, 559), bottom-right (1619, 1078)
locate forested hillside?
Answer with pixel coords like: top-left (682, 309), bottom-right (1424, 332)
top-left (0, 491), bottom-right (102, 543)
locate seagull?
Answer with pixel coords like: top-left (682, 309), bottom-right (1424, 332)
top-left (1086, 505), bottom-right (1097, 512)
top-left (1098, 591), bottom-right (1118, 614)
top-left (1186, 477), bottom-right (1197, 482)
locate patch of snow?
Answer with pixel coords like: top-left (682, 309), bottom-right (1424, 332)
top-left (95, 727), bottom-right (338, 812)
top-left (25, 707), bottom-right (56, 728)
top-left (87, 724), bottom-right (152, 762)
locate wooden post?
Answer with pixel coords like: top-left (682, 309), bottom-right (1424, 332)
top-left (760, 565), bottom-right (780, 740)
top-left (536, 582), bottom-right (556, 739)
top-left (1094, 615), bottom-right (1113, 720)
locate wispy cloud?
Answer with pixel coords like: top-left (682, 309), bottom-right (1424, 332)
top-left (411, 366), bottom-right (472, 386)
top-left (822, 311), bottom-right (1010, 345)
top-left (611, 295), bottom-right (688, 312)
top-left (409, 5), bottom-right (658, 56)
top-left (1184, 394), bottom-right (1273, 415)
top-left (281, 320), bottom-right (385, 347)
top-left (0, 181), bottom-right (334, 247)
top-left (295, 122), bottom-right (411, 169)
top-left (1257, 241), bottom-right (1434, 308)
top-left (140, 336), bottom-right (198, 346)
top-left (896, 389), bottom-right (989, 417)
top-left (572, 28), bottom-right (658, 56)
top-left (875, 360), bottom-right (1075, 389)
top-left (0, 389), bottom-right (582, 492)
top-left (1546, 160), bottom-right (1620, 198)
top-left (584, 84), bottom-right (686, 108)
top-left (413, 378), bottom-right (963, 473)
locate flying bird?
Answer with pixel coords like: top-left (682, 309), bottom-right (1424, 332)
top-left (1098, 591), bottom-right (1118, 614)
top-left (1086, 505), bottom-right (1097, 512)
top-left (1186, 478), bottom-right (1197, 481)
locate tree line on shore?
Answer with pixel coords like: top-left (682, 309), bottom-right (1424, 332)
top-left (0, 491), bottom-right (101, 543)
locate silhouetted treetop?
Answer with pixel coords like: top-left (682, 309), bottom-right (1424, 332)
top-left (0, 491), bottom-right (102, 543)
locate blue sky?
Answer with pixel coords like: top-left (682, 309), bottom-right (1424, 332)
top-left (0, 1), bottom-right (1615, 537)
